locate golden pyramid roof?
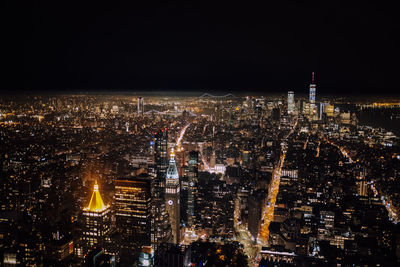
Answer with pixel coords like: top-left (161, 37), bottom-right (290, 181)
top-left (85, 181), bottom-right (107, 212)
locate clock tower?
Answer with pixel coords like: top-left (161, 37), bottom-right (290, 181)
top-left (165, 149), bottom-right (180, 244)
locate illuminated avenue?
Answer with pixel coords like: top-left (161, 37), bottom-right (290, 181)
top-left (0, 83), bottom-right (400, 266)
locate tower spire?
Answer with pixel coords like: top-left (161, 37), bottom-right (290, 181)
top-left (166, 148), bottom-right (179, 179)
top-left (312, 72), bottom-right (315, 84)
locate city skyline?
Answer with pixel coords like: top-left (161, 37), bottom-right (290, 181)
top-left (1, 2), bottom-right (400, 266)
top-left (0, 92), bottom-right (399, 266)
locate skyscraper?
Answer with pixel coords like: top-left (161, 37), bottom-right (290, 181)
top-left (114, 176), bottom-right (152, 258)
top-left (165, 149), bottom-right (180, 244)
top-left (357, 180), bottom-right (368, 197)
top-left (137, 97), bottom-right (141, 116)
top-left (309, 72), bottom-right (317, 119)
top-left (151, 198), bottom-right (171, 249)
top-left (154, 129), bottom-right (168, 199)
top-left (287, 91), bottom-right (295, 114)
top-left (319, 102), bottom-right (329, 120)
top-left (153, 129), bottom-right (172, 248)
top-left (138, 97), bottom-right (144, 116)
top-left (81, 181), bottom-right (111, 255)
top-left (309, 72), bottom-right (316, 103)
top-left (187, 151), bottom-right (198, 227)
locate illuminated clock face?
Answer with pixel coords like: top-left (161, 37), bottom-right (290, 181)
top-left (190, 182), bottom-right (194, 187)
top-left (168, 200), bottom-right (173, 205)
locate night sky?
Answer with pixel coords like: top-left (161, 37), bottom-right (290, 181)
top-left (2, 2), bottom-right (399, 95)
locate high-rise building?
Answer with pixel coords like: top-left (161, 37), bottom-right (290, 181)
top-left (153, 129), bottom-right (172, 248)
top-left (309, 72), bottom-right (317, 119)
top-left (302, 101), bottom-right (310, 115)
top-left (318, 210), bottom-right (335, 240)
top-left (211, 182), bottom-right (235, 237)
top-left (81, 181), bottom-right (111, 255)
top-left (154, 129), bottom-right (168, 199)
top-left (309, 72), bottom-right (316, 104)
top-left (165, 149), bottom-right (181, 244)
top-left (114, 176), bottom-right (152, 258)
top-left (319, 102), bottom-right (329, 120)
top-left (357, 180), bottom-right (368, 196)
top-left (138, 97), bottom-right (144, 116)
top-left (287, 91), bottom-right (295, 114)
top-left (187, 151), bottom-right (198, 227)
top-left (324, 104), bottom-right (335, 117)
top-left (151, 199), bottom-right (171, 249)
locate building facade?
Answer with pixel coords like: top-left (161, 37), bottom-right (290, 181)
top-left (154, 129), bottom-right (168, 199)
top-left (81, 182), bottom-right (111, 256)
top-left (153, 129), bottom-right (172, 247)
top-left (287, 91), bottom-right (295, 114)
top-left (187, 151), bottom-right (198, 227)
top-left (309, 72), bottom-right (317, 120)
top-left (165, 149), bottom-right (180, 244)
top-left (114, 176), bottom-right (152, 258)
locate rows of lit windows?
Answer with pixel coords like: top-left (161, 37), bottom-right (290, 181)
top-left (115, 201), bottom-right (149, 207)
top-left (116, 208), bottom-right (148, 214)
top-left (83, 209), bottom-right (110, 217)
top-left (116, 213), bottom-right (148, 218)
top-left (115, 194), bottom-right (150, 201)
top-left (165, 188), bottom-right (177, 194)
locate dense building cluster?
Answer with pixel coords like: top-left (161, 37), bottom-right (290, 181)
top-left (0, 84), bottom-right (399, 266)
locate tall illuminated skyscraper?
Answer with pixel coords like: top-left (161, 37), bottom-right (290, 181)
top-left (114, 176), bottom-right (152, 258)
top-left (153, 129), bottom-right (172, 248)
top-left (154, 129), bottom-right (168, 198)
top-left (137, 97), bottom-right (144, 116)
top-left (309, 72), bottom-right (317, 119)
top-left (309, 72), bottom-right (316, 103)
top-left (187, 151), bottom-right (198, 227)
top-left (81, 181), bottom-right (111, 255)
top-left (165, 149), bottom-right (180, 244)
top-left (287, 91), bottom-right (295, 114)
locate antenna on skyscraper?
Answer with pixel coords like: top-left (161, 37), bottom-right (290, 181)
top-left (312, 72), bottom-right (315, 84)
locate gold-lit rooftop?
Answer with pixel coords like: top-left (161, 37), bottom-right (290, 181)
top-left (84, 181), bottom-right (107, 212)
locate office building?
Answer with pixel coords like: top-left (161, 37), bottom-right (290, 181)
top-left (357, 180), bottom-right (368, 197)
top-left (153, 129), bottom-right (172, 247)
top-left (187, 151), bottom-right (198, 227)
top-left (287, 91), bottom-right (295, 114)
top-left (138, 97), bottom-right (144, 116)
top-left (81, 181), bottom-right (111, 255)
top-left (309, 72), bottom-right (317, 119)
top-left (165, 149), bottom-right (180, 244)
top-left (114, 176), bottom-right (152, 258)
top-left (154, 129), bottom-right (168, 199)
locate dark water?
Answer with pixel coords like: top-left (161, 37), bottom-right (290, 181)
top-left (357, 107), bottom-right (400, 136)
